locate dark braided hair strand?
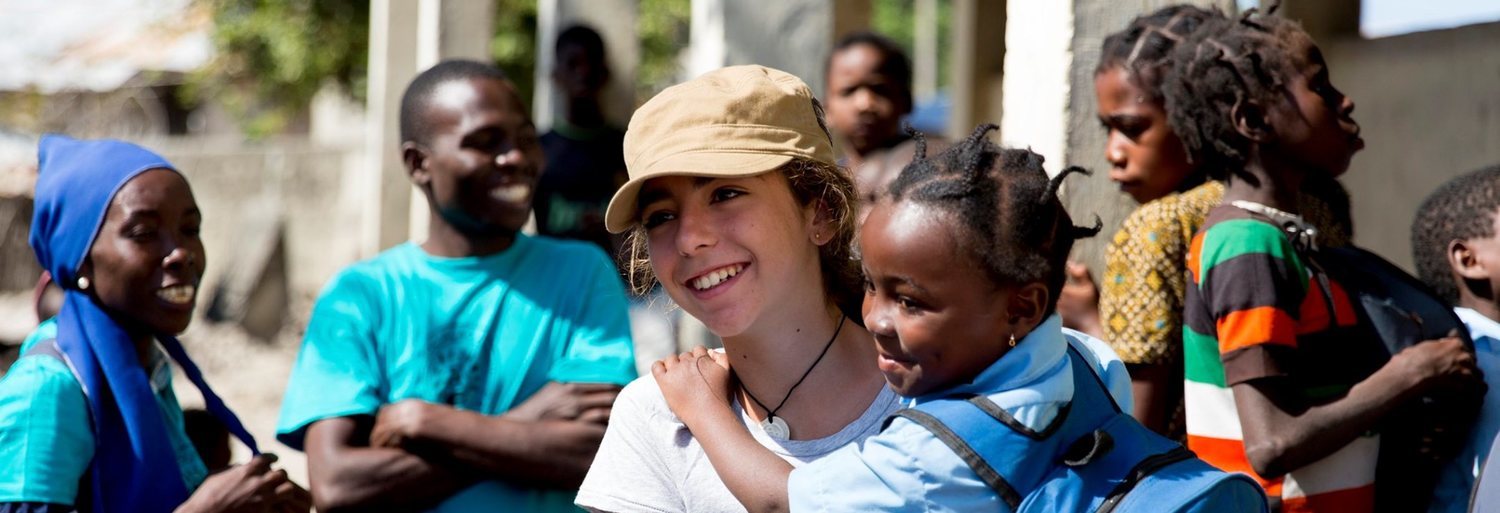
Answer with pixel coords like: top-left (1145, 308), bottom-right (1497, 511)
top-left (1096, 5), bottom-right (1223, 104)
top-left (887, 124), bottom-right (1101, 316)
top-left (1161, 3), bottom-right (1308, 181)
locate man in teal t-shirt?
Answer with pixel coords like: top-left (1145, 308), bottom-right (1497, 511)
top-left (276, 60), bottom-right (635, 512)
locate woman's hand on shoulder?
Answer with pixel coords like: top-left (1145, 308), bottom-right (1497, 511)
top-left (652, 347), bottom-right (733, 425)
top-left (177, 454), bottom-right (312, 513)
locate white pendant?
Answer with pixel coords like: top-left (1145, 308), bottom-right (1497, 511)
top-left (762, 416), bottom-right (790, 440)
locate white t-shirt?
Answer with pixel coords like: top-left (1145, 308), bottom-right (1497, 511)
top-left (577, 373), bottom-right (903, 513)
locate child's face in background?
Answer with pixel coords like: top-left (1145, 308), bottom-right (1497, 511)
top-left (826, 44), bottom-right (910, 157)
top-left (1455, 208), bottom-right (1500, 306)
top-left (1264, 35), bottom-right (1363, 177)
top-left (860, 201), bottom-right (1014, 397)
top-left (1094, 66), bottom-right (1196, 204)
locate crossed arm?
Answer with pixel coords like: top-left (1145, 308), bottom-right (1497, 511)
top-left (303, 382), bottom-right (621, 512)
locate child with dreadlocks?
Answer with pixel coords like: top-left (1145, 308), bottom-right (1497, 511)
top-left (1411, 165), bottom-right (1500, 513)
top-left (1060, 5), bottom-right (1357, 441)
top-left (1166, 6), bottom-right (1483, 512)
top-left (651, 125), bottom-right (1266, 511)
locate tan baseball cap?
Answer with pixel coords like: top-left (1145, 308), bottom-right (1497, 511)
top-left (604, 65), bottom-right (837, 233)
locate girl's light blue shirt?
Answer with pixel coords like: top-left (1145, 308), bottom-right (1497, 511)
top-left (787, 315), bottom-right (1132, 512)
top-left (0, 318), bottom-right (208, 505)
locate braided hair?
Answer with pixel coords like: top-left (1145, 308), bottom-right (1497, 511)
top-left (1096, 5), bottom-right (1223, 104)
top-left (887, 124), bottom-right (1101, 315)
top-left (1412, 165), bottom-right (1500, 304)
top-left (1161, 1), bottom-right (1311, 180)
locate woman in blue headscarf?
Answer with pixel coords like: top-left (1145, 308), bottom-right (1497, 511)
top-left (0, 135), bottom-right (311, 512)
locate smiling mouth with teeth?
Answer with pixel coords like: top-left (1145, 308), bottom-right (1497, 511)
top-left (157, 285), bottom-right (196, 305)
top-left (690, 264), bottom-right (745, 291)
top-left (490, 183), bottom-right (531, 203)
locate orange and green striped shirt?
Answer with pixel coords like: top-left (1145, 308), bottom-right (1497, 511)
top-left (1183, 208), bottom-right (1386, 513)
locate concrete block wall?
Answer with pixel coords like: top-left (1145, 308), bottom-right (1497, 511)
top-left (1324, 22), bottom-right (1500, 270)
top-left (147, 136), bottom-right (365, 324)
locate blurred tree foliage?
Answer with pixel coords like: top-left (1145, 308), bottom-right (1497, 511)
top-left (637, 0), bottom-right (691, 101)
top-left (871, 0), bottom-right (951, 93)
top-left (188, 0), bottom-right (369, 137)
top-left (490, 0), bottom-right (539, 110)
top-left (184, 0), bottom-right (731, 135)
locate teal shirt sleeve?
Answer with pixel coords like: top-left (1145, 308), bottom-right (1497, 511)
top-left (276, 271), bottom-right (386, 450)
top-left (545, 246), bottom-right (636, 386)
top-left (0, 354), bottom-right (93, 504)
top-left (17, 319), bottom-right (57, 355)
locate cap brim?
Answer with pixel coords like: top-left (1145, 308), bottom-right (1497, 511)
top-left (605, 151), bottom-right (796, 233)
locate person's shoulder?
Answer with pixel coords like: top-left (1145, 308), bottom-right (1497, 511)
top-left (0, 349), bottom-right (86, 420)
top-left (0, 347), bottom-right (92, 503)
top-left (1125, 181), bottom-right (1223, 230)
top-left (1063, 328), bottom-right (1125, 368)
top-left (525, 235), bottom-right (617, 270)
top-left (613, 373), bottom-right (679, 423)
top-left (327, 242), bottom-right (423, 283)
top-left (1063, 329), bottom-right (1134, 411)
top-left (1197, 207), bottom-right (1287, 250)
top-left (318, 243), bottom-right (429, 293)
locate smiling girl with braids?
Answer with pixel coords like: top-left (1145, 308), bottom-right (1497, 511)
top-left (649, 125), bottom-right (1207, 511)
top-left (1166, 5), bottom-right (1483, 512)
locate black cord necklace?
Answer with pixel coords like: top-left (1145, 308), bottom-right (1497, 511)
top-left (739, 313), bottom-right (846, 440)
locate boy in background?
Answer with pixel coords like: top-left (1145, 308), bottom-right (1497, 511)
top-left (1412, 164), bottom-right (1500, 513)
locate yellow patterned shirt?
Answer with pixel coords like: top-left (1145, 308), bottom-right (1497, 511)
top-left (1101, 181), bottom-right (1225, 365)
top-left (1101, 180), bottom-right (1352, 365)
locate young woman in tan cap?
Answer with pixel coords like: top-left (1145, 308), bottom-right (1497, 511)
top-left (575, 65), bottom-right (899, 512)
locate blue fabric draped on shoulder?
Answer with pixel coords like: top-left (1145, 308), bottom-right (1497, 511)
top-left (28, 135), bottom-right (260, 513)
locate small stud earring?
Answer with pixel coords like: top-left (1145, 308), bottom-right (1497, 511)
top-left (77, 276), bottom-right (90, 290)
top-left (1008, 333), bottom-right (1017, 347)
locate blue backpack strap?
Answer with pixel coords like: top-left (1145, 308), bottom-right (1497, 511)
top-left (892, 344), bottom-right (1121, 508)
top-left (891, 394), bottom-right (1076, 507)
top-left (892, 406), bottom-right (1027, 507)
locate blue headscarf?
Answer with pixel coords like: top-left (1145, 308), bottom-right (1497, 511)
top-left (29, 135), bottom-right (260, 512)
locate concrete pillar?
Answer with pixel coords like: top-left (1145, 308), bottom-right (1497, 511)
top-left (361, 0), bottom-right (421, 257)
top-left (833, 0), bottom-right (873, 41)
top-left (408, 0), bottom-right (497, 244)
top-left (689, 0), bottom-right (837, 97)
top-left (1058, 0), bottom-right (1233, 271)
top-left (1280, 0), bottom-right (1361, 42)
top-left (534, 0), bottom-right (640, 132)
top-left (363, 0), bottom-right (497, 255)
top-left (948, 0), bottom-right (1006, 142)
top-left (913, 0), bottom-right (940, 101)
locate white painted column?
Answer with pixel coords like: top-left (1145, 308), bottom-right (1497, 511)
top-left (689, 0), bottom-right (835, 96)
top-left (947, 0), bottom-right (1007, 145)
top-left (361, 0), bottom-right (420, 257)
top-left (998, 0), bottom-right (1073, 176)
top-left (913, 0), bottom-right (939, 101)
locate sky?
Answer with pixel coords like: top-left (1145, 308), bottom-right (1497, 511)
top-left (1238, 0), bottom-right (1500, 38)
